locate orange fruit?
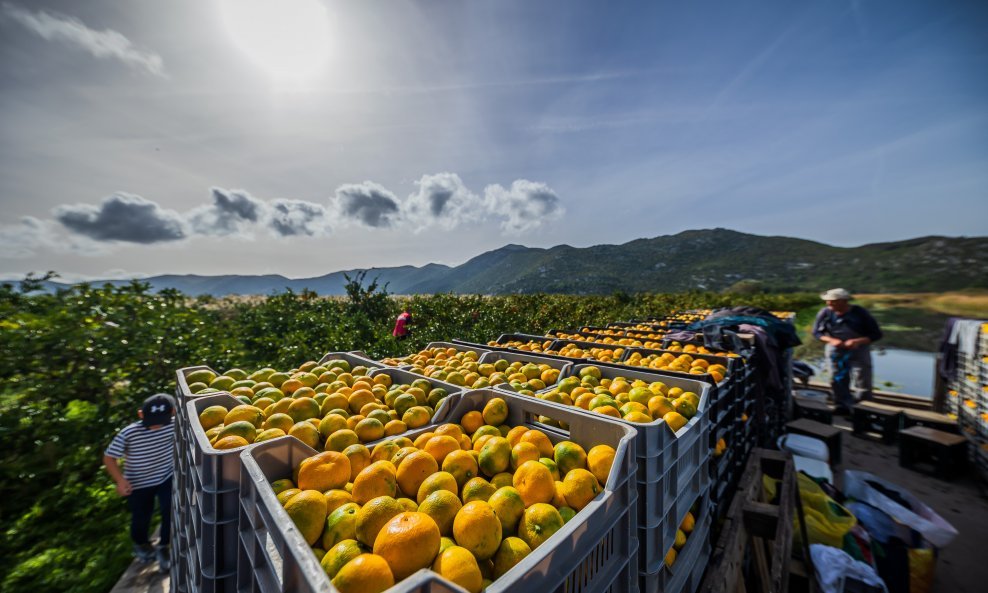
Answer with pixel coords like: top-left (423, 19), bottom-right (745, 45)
top-left (442, 449), bottom-right (479, 488)
top-left (341, 444), bottom-right (372, 482)
top-left (505, 425), bottom-right (528, 447)
top-left (283, 490), bottom-right (328, 545)
top-left (519, 430), bottom-right (554, 458)
top-left (434, 424), bottom-right (463, 441)
top-left (674, 529), bottom-right (687, 550)
top-left (664, 547), bottom-right (676, 568)
top-left (331, 553), bottom-right (394, 593)
top-left (383, 420), bottom-right (406, 436)
top-left (352, 460), bottom-right (397, 505)
top-left (512, 460), bottom-right (555, 507)
top-left (424, 435), bottom-right (461, 465)
top-left (461, 411), bottom-right (484, 434)
top-left (518, 503), bottom-right (564, 550)
top-left (490, 472), bottom-right (513, 489)
top-left (432, 545), bottom-right (483, 593)
top-left (461, 477), bottom-right (497, 503)
top-left (593, 406), bottom-right (621, 418)
top-left (492, 536), bottom-right (531, 578)
top-left (551, 481), bottom-right (568, 508)
top-left (373, 512), bottom-right (441, 580)
top-left (325, 489), bottom-right (353, 514)
top-left (402, 406), bottom-right (432, 429)
top-left (538, 457), bottom-right (561, 481)
top-left (298, 451), bottom-right (351, 492)
top-left (326, 429), bottom-right (360, 452)
top-left (370, 441), bottom-right (400, 464)
top-left (417, 490), bottom-right (462, 536)
top-left (354, 496), bottom-right (403, 548)
top-left (389, 446), bottom-right (419, 469)
top-left (413, 431), bottom-right (436, 449)
top-left (680, 511), bottom-right (695, 534)
top-left (321, 539), bottom-right (363, 580)
top-left (452, 501), bottom-right (502, 560)
top-left (395, 451), bottom-right (439, 498)
top-left (587, 445), bottom-right (615, 485)
top-left (213, 435), bottom-right (249, 450)
top-left (552, 441), bottom-right (588, 475)
top-left (488, 486), bottom-right (525, 535)
top-left (482, 398), bottom-right (509, 425)
top-left (478, 437), bottom-right (512, 477)
top-left (510, 442), bottom-right (541, 471)
top-left (663, 411), bottom-right (688, 432)
top-left (560, 469), bottom-right (600, 511)
top-left (417, 471), bottom-right (459, 504)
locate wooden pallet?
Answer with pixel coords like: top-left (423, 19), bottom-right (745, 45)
top-left (699, 449), bottom-right (814, 593)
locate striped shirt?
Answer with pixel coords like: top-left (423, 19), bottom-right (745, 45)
top-left (105, 420), bottom-right (175, 489)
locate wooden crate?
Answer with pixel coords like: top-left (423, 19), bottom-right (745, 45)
top-left (699, 448), bottom-right (812, 593)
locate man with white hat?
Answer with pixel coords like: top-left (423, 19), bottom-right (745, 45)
top-left (812, 288), bottom-right (883, 414)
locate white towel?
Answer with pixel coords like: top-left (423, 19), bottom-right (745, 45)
top-left (810, 544), bottom-right (887, 593)
top-left (948, 319), bottom-right (982, 357)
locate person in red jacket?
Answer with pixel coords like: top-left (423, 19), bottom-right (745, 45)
top-left (392, 308), bottom-right (412, 340)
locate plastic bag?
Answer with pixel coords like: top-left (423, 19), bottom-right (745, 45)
top-left (843, 470), bottom-right (958, 548)
top-left (795, 472), bottom-right (857, 549)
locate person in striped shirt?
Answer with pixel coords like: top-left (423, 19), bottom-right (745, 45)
top-left (103, 393), bottom-right (176, 572)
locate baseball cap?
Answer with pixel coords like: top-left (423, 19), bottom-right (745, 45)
top-left (142, 393), bottom-right (176, 427)
top-left (820, 288), bottom-right (852, 301)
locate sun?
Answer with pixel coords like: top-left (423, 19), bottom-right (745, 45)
top-left (219, 0), bottom-right (331, 82)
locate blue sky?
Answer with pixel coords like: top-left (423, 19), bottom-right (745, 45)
top-left (1, 0), bottom-right (986, 280)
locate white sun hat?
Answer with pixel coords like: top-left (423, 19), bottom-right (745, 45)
top-left (820, 288), bottom-right (852, 301)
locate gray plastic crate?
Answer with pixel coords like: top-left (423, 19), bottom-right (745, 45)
top-left (476, 349), bottom-right (574, 393)
top-left (638, 479), bottom-right (711, 573)
top-left (563, 364), bottom-right (711, 483)
top-left (238, 389), bottom-right (638, 593)
top-left (187, 392), bottom-right (263, 495)
top-left (366, 366), bottom-right (465, 422)
top-left (638, 496), bottom-right (712, 593)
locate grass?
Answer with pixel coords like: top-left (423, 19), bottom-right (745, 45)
top-left (856, 290), bottom-right (988, 318)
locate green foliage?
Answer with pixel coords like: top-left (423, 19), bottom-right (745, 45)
top-left (0, 278), bottom-right (815, 592)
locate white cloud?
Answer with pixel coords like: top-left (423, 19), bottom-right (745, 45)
top-left (332, 182), bottom-right (401, 228)
top-left (484, 179), bottom-right (564, 233)
top-left (0, 216), bottom-right (110, 258)
top-left (54, 193), bottom-right (187, 243)
top-left (1, 3), bottom-right (165, 76)
top-left (187, 187), bottom-right (265, 237)
top-left (268, 199), bottom-right (330, 237)
top-left (404, 172), bottom-right (485, 230)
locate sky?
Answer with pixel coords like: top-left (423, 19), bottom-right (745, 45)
top-left (1, 0), bottom-right (986, 281)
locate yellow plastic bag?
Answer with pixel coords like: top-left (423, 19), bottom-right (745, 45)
top-left (793, 472), bottom-right (856, 549)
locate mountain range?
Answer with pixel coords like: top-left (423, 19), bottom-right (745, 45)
top-left (34, 229), bottom-right (988, 296)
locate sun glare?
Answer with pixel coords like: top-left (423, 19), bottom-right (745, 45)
top-left (219, 0), bottom-right (331, 82)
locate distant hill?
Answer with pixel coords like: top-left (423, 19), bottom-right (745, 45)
top-left (34, 229), bottom-right (988, 295)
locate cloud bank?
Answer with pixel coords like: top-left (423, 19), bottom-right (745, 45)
top-left (1, 3), bottom-right (165, 76)
top-left (4, 174), bottom-right (563, 256)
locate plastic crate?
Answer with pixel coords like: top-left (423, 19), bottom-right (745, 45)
top-left (562, 364), bottom-right (711, 483)
top-left (549, 338), bottom-right (627, 360)
top-left (366, 366), bottom-right (465, 422)
top-left (477, 349), bottom-right (574, 394)
top-left (238, 389), bottom-right (638, 593)
top-left (376, 342), bottom-right (491, 369)
top-left (637, 466), bottom-right (711, 572)
top-left (638, 495), bottom-right (712, 593)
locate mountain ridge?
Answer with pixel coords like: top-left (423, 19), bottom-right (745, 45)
top-left (30, 229), bottom-right (988, 296)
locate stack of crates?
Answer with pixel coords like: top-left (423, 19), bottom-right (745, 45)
top-left (236, 389), bottom-right (640, 593)
top-left (171, 352), bottom-right (386, 593)
top-left (945, 321), bottom-right (988, 477)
